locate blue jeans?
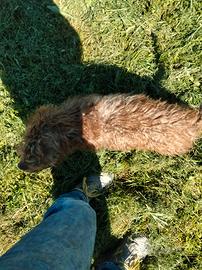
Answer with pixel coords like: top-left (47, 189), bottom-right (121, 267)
top-left (0, 190), bottom-right (120, 270)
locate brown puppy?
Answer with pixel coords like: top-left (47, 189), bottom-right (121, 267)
top-left (18, 94), bottom-right (202, 172)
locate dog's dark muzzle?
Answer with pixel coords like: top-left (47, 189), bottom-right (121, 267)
top-left (18, 161), bottom-right (29, 171)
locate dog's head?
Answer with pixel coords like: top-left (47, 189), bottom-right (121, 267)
top-left (18, 106), bottom-right (81, 172)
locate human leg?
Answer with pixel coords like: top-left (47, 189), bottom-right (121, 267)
top-left (0, 190), bottom-right (96, 270)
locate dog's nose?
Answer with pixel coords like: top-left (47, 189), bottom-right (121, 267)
top-left (18, 161), bottom-right (28, 171)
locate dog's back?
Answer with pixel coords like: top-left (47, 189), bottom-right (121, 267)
top-left (83, 94), bottom-right (202, 155)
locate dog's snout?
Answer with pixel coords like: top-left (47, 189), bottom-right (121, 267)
top-left (18, 161), bottom-right (28, 171)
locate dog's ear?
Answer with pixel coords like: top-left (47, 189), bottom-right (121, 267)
top-left (57, 128), bottom-right (83, 150)
top-left (65, 129), bottom-right (83, 145)
top-left (65, 129), bottom-right (78, 140)
top-left (54, 128), bottom-right (83, 157)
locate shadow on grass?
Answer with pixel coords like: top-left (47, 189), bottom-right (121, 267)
top-left (0, 0), bottom-right (185, 120)
top-left (0, 0), bottom-right (187, 263)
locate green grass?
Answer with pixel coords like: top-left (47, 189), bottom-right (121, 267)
top-left (0, 0), bottom-right (202, 269)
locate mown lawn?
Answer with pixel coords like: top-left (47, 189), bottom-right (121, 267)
top-left (0, 0), bottom-right (201, 269)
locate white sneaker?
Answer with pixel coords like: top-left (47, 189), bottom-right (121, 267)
top-left (96, 236), bottom-right (149, 270)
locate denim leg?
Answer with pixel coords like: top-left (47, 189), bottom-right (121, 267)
top-left (0, 190), bottom-right (96, 270)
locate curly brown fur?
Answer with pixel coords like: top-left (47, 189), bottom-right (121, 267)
top-left (18, 94), bottom-right (202, 172)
